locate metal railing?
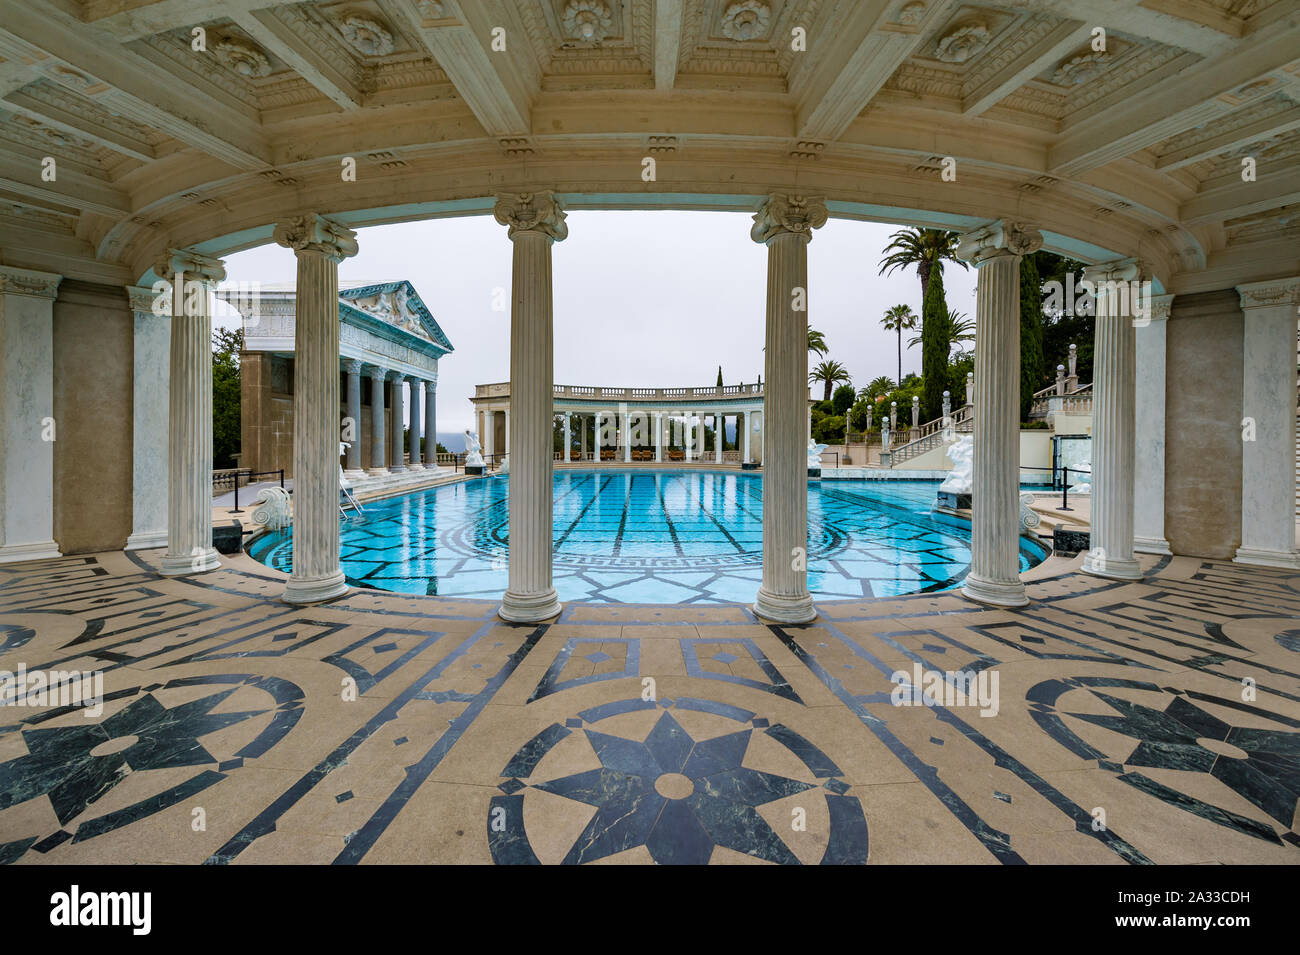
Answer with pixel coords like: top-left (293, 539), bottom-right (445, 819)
top-left (213, 469), bottom-right (285, 513)
top-left (1020, 464), bottom-right (1091, 512)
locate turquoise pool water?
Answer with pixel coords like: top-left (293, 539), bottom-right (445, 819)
top-left (249, 470), bottom-right (1047, 604)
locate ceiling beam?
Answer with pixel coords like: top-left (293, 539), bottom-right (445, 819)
top-left (386, 0), bottom-right (535, 138)
top-left (229, 7), bottom-right (361, 111)
top-left (1155, 104), bottom-right (1300, 170)
top-left (84, 0), bottom-right (300, 42)
top-left (0, 151), bottom-right (130, 217)
top-left (3, 88), bottom-right (157, 162)
top-left (962, 20), bottom-right (1091, 116)
top-left (0, 0), bottom-right (271, 169)
top-left (791, 0), bottom-right (959, 145)
top-left (654, 0), bottom-right (684, 91)
top-left (1048, 18), bottom-right (1300, 176)
top-left (1179, 166), bottom-right (1300, 225)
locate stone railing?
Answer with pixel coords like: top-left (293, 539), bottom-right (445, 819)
top-left (885, 406), bottom-right (974, 467)
top-left (475, 381), bottom-right (780, 401)
top-left (1030, 380), bottom-right (1091, 420)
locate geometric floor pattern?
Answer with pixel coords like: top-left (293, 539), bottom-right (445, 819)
top-left (1, 548), bottom-right (1296, 864)
top-left (250, 472), bottom-right (1046, 604)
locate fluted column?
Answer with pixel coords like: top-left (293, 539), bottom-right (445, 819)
top-left (344, 359), bottom-right (363, 475)
top-left (389, 373), bottom-right (407, 472)
top-left (409, 377), bottom-right (422, 471)
top-left (273, 214), bottom-right (358, 603)
top-left (743, 410), bottom-right (751, 463)
top-left (1081, 258), bottom-right (1143, 580)
top-left (623, 410), bottom-right (632, 462)
top-left (156, 249), bottom-right (225, 576)
top-left (495, 192), bottom-right (567, 622)
top-left (956, 220), bottom-right (1042, 607)
top-left (752, 195), bottom-right (826, 623)
top-left (715, 414), bottom-right (724, 464)
top-left (685, 411), bottom-right (694, 462)
top-left (1235, 278), bottom-right (1300, 568)
top-left (1134, 294), bottom-right (1173, 554)
top-left (428, 381), bottom-right (441, 468)
top-left (654, 412), bottom-right (663, 462)
top-left (367, 366), bottom-right (387, 473)
top-left (562, 412), bottom-right (571, 464)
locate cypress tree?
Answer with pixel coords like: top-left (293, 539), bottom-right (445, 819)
top-left (1019, 253), bottom-right (1045, 421)
top-left (920, 264), bottom-right (947, 422)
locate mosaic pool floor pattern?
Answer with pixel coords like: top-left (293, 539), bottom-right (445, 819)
top-left (250, 471), bottom-right (1045, 604)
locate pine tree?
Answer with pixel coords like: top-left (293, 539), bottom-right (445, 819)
top-left (1019, 254), bottom-right (1045, 421)
top-left (920, 265), bottom-right (947, 421)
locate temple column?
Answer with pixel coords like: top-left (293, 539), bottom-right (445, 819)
top-left (1134, 295), bottom-right (1172, 554)
top-left (408, 377), bottom-right (422, 471)
top-left (655, 412), bottom-right (663, 462)
top-left (562, 411), bottom-right (571, 464)
top-left (273, 214), bottom-right (358, 602)
top-left (593, 411), bottom-right (602, 462)
top-left (504, 407), bottom-right (511, 460)
top-left (685, 411), bottom-right (693, 462)
top-left (389, 374), bottom-right (407, 472)
top-left (428, 381), bottom-right (441, 467)
top-left (367, 366), bottom-right (387, 474)
top-left (0, 267), bottom-right (63, 563)
top-left (1081, 258), bottom-right (1143, 580)
top-left (715, 413), bottom-right (724, 464)
top-left (624, 409), bottom-right (632, 462)
top-left (124, 284), bottom-right (168, 550)
top-left (155, 249), bottom-right (225, 576)
top-left (581, 414), bottom-right (588, 460)
top-left (1234, 278), bottom-right (1300, 568)
top-left (494, 192), bottom-right (567, 622)
top-left (752, 195), bottom-right (826, 623)
top-left (956, 220), bottom-right (1042, 607)
top-left (743, 409), bottom-right (751, 463)
top-left (344, 360), bottom-right (364, 476)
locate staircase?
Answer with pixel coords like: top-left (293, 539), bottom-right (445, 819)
top-left (885, 405), bottom-right (973, 467)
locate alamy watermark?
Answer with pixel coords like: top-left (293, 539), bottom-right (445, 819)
top-left (1042, 274), bottom-right (1153, 325)
top-left (890, 663), bottom-right (999, 717)
top-left (0, 665), bottom-right (104, 717)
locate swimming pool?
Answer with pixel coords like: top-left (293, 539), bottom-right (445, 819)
top-left (249, 470), bottom-right (1047, 604)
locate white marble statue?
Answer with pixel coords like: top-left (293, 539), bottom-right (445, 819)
top-left (464, 429), bottom-right (484, 468)
top-left (807, 439), bottom-right (828, 468)
top-left (251, 486), bottom-right (292, 531)
top-left (939, 435), bottom-right (973, 494)
top-left (339, 441), bottom-right (352, 489)
top-left (499, 453), bottom-right (509, 474)
top-left (1068, 470), bottom-right (1091, 495)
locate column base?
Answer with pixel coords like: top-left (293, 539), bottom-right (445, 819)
top-left (1133, 536), bottom-right (1171, 555)
top-left (1233, 546), bottom-right (1300, 570)
top-left (0, 540), bottom-right (63, 564)
top-left (498, 587), bottom-right (562, 623)
top-left (961, 574), bottom-right (1028, 608)
top-left (753, 587), bottom-right (816, 624)
top-left (159, 548), bottom-right (221, 576)
top-left (389, 465), bottom-right (408, 474)
top-left (1080, 553), bottom-right (1143, 580)
top-left (343, 469), bottom-right (368, 481)
top-left (366, 467), bottom-right (389, 477)
top-left (125, 530), bottom-right (168, 551)
top-left (282, 571), bottom-right (349, 604)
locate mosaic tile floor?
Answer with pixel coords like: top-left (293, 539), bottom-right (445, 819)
top-left (250, 471), bottom-right (1046, 603)
top-left (1, 548), bottom-right (1297, 865)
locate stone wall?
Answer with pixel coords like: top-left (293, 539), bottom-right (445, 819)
top-left (52, 281), bottom-right (133, 553)
top-left (1164, 289), bottom-right (1244, 558)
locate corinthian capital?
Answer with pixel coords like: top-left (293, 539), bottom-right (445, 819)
top-left (955, 220), bottom-right (1042, 266)
top-left (493, 192), bottom-right (568, 240)
top-left (750, 194), bottom-right (828, 243)
top-left (272, 213), bottom-right (359, 262)
top-left (153, 248), bottom-right (226, 284)
top-left (1081, 257), bottom-right (1146, 287)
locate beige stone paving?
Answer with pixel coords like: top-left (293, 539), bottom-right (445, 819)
top-left (0, 547), bottom-right (1296, 866)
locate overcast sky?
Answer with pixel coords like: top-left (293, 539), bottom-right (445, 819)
top-left (214, 211), bottom-right (979, 446)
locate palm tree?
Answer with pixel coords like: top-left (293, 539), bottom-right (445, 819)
top-left (908, 307), bottom-right (974, 355)
top-left (807, 327), bottom-right (828, 357)
top-left (878, 227), bottom-right (968, 303)
top-left (809, 359), bottom-right (851, 402)
top-left (879, 304), bottom-right (916, 383)
top-left (859, 376), bottom-right (895, 403)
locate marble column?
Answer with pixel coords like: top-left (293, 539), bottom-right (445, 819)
top-left (593, 411), bottom-right (602, 462)
top-left (581, 414), bottom-right (589, 460)
top-left (1234, 278), bottom-right (1300, 568)
top-left (655, 412), bottom-right (663, 462)
top-left (715, 414), bottom-right (723, 464)
top-left (367, 366), bottom-right (387, 474)
top-left (124, 284), bottom-right (169, 550)
top-left (344, 360), bottom-right (364, 476)
top-left (623, 410), bottom-right (632, 462)
top-left (409, 378), bottom-right (422, 471)
top-left (743, 410), bottom-right (751, 463)
top-left (424, 377), bottom-right (438, 468)
top-left (752, 195), bottom-right (826, 623)
top-left (1134, 294), bottom-right (1172, 554)
top-left (956, 220), bottom-right (1042, 607)
top-left (389, 374), bottom-right (407, 472)
top-left (685, 411), bottom-right (694, 462)
top-left (274, 214), bottom-right (358, 603)
top-left (494, 192), bottom-right (567, 622)
top-left (155, 249), bottom-right (225, 576)
top-left (504, 408), bottom-right (511, 459)
top-left (562, 412), bottom-right (571, 463)
top-left (484, 410), bottom-right (495, 461)
top-left (0, 267), bottom-right (63, 563)
top-left (1081, 258), bottom-right (1143, 581)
